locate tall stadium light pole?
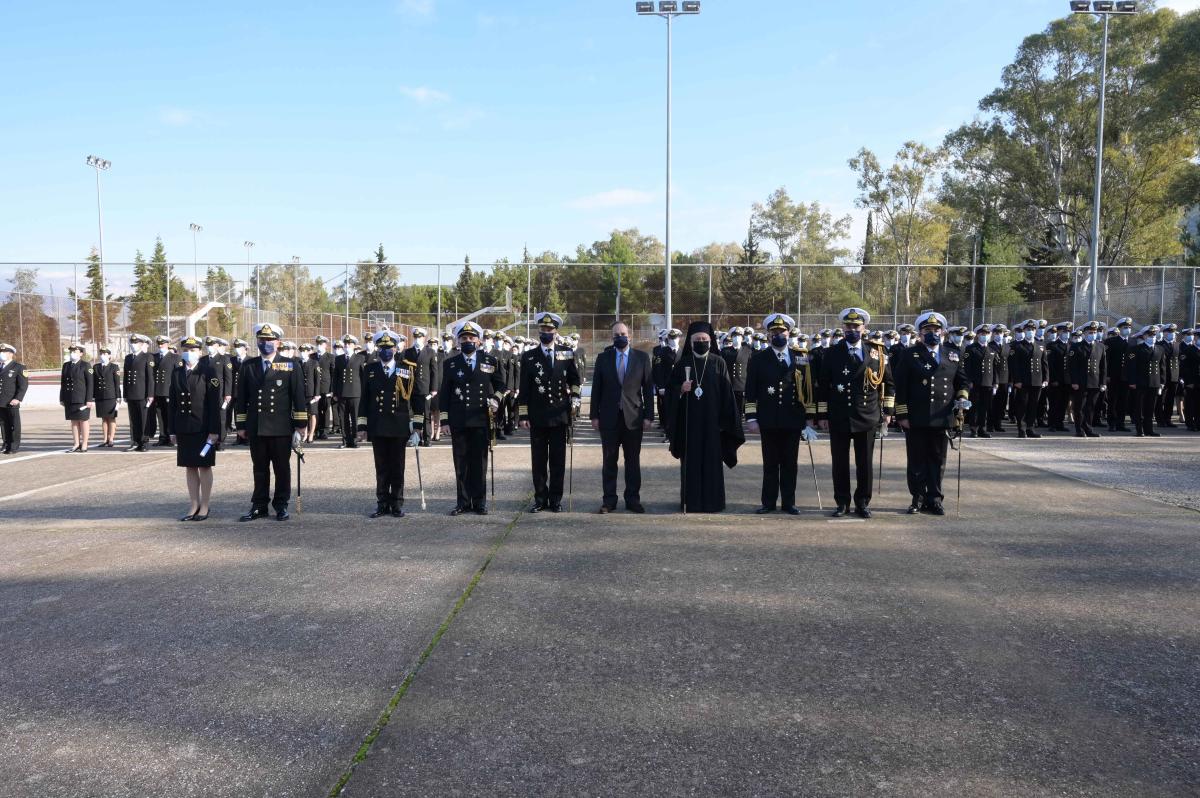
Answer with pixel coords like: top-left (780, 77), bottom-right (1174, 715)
top-left (637, 1), bottom-right (700, 331)
top-left (244, 241), bottom-right (255, 329)
top-left (86, 155), bottom-right (111, 343)
top-left (292, 256), bottom-right (301, 330)
top-left (1071, 0), bottom-right (1138, 319)
top-left (190, 223), bottom-right (203, 299)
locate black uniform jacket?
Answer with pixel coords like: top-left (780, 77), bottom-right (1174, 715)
top-left (720, 344), bottom-right (753, 392)
top-left (438, 351), bottom-right (506, 429)
top-left (1124, 343), bottom-right (1164, 389)
top-left (60, 360), bottom-right (94, 406)
top-left (94, 362), bottom-right (121, 401)
top-left (962, 341), bottom-right (995, 389)
top-left (745, 347), bottom-right (815, 430)
top-left (518, 345), bottom-right (581, 427)
top-left (235, 356), bottom-right (308, 437)
top-left (894, 345), bottom-right (969, 428)
top-left (0, 360), bottom-right (29, 404)
top-left (169, 362), bottom-right (223, 436)
top-left (357, 359), bottom-right (425, 438)
top-left (122, 352), bottom-right (154, 401)
top-left (1008, 340), bottom-right (1047, 386)
top-left (1067, 341), bottom-right (1107, 389)
top-left (332, 351), bottom-right (368, 399)
top-left (815, 340), bottom-right (896, 433)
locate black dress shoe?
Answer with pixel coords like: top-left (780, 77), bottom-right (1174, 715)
top-left (755, 506), bottom-right (775, 514)
top-left (831, 505), bottom-right (849, 518)
top-left (529, 502), bottom-right (544, 513)
top-left (179, 513), bottom-right (197, 522)
top-left (548, 504), bottom-right (562, 513)
top-left (276, 509), bottom-right (290, 521)
top-left (191, 513), bottom-right (209, 522)
top-left (449, 506), bottom-right (468, 516)
top-left (1146, 431), bottom-right (1161, 437)
top-left (1026, 430), bottom-right (1042, 438)
top-left (597, 506), bottom-right (611, 514)
top-left (626, 502), bottom-right (645, 514)
top-left (370, 506), bottom-right (390, 518)
top-left (391, 505), bottom-right (405, 518)
top-left (977, 430), bottom-right (992, 438)
top-left (1017, 429), bottom-right (1027, 438)
top-left (475, 505), bottom-right (488, 516)
top-left (239, 508), bottom-right (268, 522)
top-left (928, 502), bottom-right (946, 516)
top-left (907, 503), bottom-right (922, 514)
top-left (495, 433), bottom-right (507, 441)
top-left (969, 429), bottom-right (978, 438)
top-left (783, 506), bottom-right (801, 515)
top-left (1075, 431), bottom-right (1086, 437)
top-left (855, 506), bottom-right (872, 519)
top-left (1086, 431), bottom-right (1101, 438)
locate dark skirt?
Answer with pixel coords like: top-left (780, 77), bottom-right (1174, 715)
top-left (96, 399), bottom-right (119, 419)
top-left (65, 404), bottom-right (91, 421)
top-left (176, 432), bottom-right (216, 468)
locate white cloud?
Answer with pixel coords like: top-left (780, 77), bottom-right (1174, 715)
top-left (399, 85), bottom-right (450, 104)
top-left (1161, 0), bottom-right (1200, 12)
top-left (396, 0), bottom-right (434, 16)
top-left (568, 189), bottom-right (656, 210)
top-left (159, 107), bottom-right (196, 126)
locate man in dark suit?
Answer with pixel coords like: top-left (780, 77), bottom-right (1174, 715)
top-left (589, 321), bottom-right (654, 513)
top-left (0, 342), bottom-right (28, 454)
top-left (519, 312), bottom-right (581, 513)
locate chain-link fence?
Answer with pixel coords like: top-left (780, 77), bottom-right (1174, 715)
top-left (2, 262), bottom-right (1197, 369)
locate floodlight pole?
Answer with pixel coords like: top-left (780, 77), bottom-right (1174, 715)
top-left (86, 155), bottom-right (111, 343)
top-left (190, 223), bottom-right (203, 299)
top-left (244, 241), bottom-right (255, 331)
top-left (1088, 12), bottom-right (1110, 320)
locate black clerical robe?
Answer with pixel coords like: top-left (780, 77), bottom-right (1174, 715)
top-left (668, 352), bottom-right (745, 513)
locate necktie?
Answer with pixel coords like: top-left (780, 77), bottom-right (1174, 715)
top-left (852, 347), bottom-right (861, 362)
top-left (263, 359), bottom-right (269, 374)
top-left (618, 351), bottom-right (626, 382)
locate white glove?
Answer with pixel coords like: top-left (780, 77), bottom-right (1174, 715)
top-left (1100, 384), bottom-right (1107, 392)
top-left (487, 398), bottom-right (500, 412)
top-left (992, 386), bottom-right (998, 395)
top-left (955, 399), bottom-right (972, 411)
top-left (408, 431), bottom-right (421, 447)
top-left (801, 426), bottom-right (818, 443)
top-left (571, 397), bottom-right (581, 411)
top-left (292, 431), bottom-right (303, 447)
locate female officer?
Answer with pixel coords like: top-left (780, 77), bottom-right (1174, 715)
top-left (60, 343), bottom-right (94, 452)
top-left (170, 336), bottom-right (223, 521)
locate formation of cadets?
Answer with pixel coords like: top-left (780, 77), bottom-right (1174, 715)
top-left (4, 309), bottom-right (1196, 518)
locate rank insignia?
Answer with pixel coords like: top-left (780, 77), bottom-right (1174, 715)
top-left (767, 386), bottom-right (775, 395)
top-left (836, 384), bottom-right (845, 393)
top-left (276, 379), bottom-right (283, 387)
top-left (457, 370), bottom-right (464, 378)
top-left (210, 378), bottom-right (220, 387)
top-left (948, 352), bottom-right (960, 361)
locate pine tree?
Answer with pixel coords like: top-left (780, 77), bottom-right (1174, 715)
top-left (862, 211), bottom-right (875, 266)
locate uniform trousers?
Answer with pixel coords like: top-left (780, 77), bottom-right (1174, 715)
top-left (968, 386), bottom-right (992, 430)
top-left (1156, 382), bottom-right (1178, 425)
top-left (126, 400), bottom-right (151, 445)
top-left (1011, 385), bottom-right (1042, 430)
top-left (250, 434), bottom-right (292, 510)
top-left (600, 423), bottom-right (643, 508)
top-left (316, 395), bottom-right (332, 435)
top-left (0, 405), bottom-right (20, 450)
top-left (1107, 381), bottom-right (1129, 429)
top-left (151, 396), bottom-right (170, 441)
top-left (451, 426), bottom-right (489, 508)
top-left (370, 436), bottom-right (407, 507)
top-left (1183, 384), bottom-right (1199, 429)
top-left (529, 425), bottom-right (568, 506)
top-left (1047, 384), bottom-right (1070, 428)
top-left (989, 385), bottom-right (1009, 429)
top-left (1130, 387), bottom-right (1159, 435)
top-left (338, 398), bottom-right (358, 445)
top-left (828, 424), bottom-right (874, 509)
top-left (904, 426), bottom-right (950, 505)
top-left (1072, 388), bottom-right (1100, 434)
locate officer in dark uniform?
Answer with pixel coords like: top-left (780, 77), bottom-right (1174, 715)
top-left (358, 329), bottom-right (424, 518)
top-left (945, 326), bottom-right (966, 354)
top-left (1068, 320), bottom-right (1106, 437)
top-left (430, 334), bottom-right (448, 442)
top-left (519, 312), bottom-right (582, 513)
top-left (330, 340), bottom-right (345, 437)
top-left (333, 334), bottom-right (367, 449)
top-left (0, 342), bottom-right (29, 454)
top-left (60, 343), bottom-right (95, 452)
top-left (235, 323), bottom-right (308, 521)
top-left (402, 327), bottom-right (438, 446)
top-left (1125, 324), bottom-right (1164, 437)
top-left (503, 336), bottom-right (523, 437)
top-left (1155, 323), bottom-right (1181, 427)
top-left (227, 339), bottom-right (248, 445)
top-left (570, 332), bottom-right (587, 384)
top-left (199, 336), bottom-right (232, 448)
top-left (652, 329), bottom-right (680, 435)
top-left (1106, 317), bottom-right (1135, 431)
top-left (894, 312), bottom-right (969, 516)
top-left (1008, 319), bottom-right (1048, 439)
top-left (1045, 322), bottom-right (1072, 431)
top-left (314, 335), bottom-right (334, 439)
top-left (439, 321), bottom-right (506, 515)
top-left (1180, 327), bottom-right (1200, 431)
top-left (721, 325), bottom-right (752, 420)
top-left (93, 345), bottom-right (121, 447)
top-left (987, 323), bottom-right (1011, 432)
top-left (122, 334), bottom-right (154, 451)
top-left (890, 324), bottom-right (914, 362)
top-left (298, 343), bottom-right (320, 442)
top-left (169, 336), bottom-right (223, 522)
top-left (814, 308), bottom-right (895, 518)
top-left (151, 335), bottom-right (179, 446)
top-left (963, 324), bottom-right (996, 438)
top-left (483, 330), bottom-right (509, 440)
top-left (744, 314), bottom-right (814, 515)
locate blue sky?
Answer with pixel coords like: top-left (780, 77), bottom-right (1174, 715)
top-left (2, 0), bottom-right (1197, 294)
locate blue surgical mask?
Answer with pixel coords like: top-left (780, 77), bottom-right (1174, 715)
top-left (1164, 332), bottom-right (1175, 343)
top-left (1084, 333), bottom-right (1096, 343)
top-left (1184, 335), bottom-right (1195, 345)
top-left (844, 329), bottom-right (862, 344)
top-left (899, 334), bottom-right (911, 346)
top-left (923, 331), bottom-right (940, 347)
top-left (613, 335), bottom-right (629, 350)
top-left (258, 341), bottom-right (276, 356)
top-left (182, 350), bottom-right (199, 364)
top-left (1013, 331), bottom-right (1025, 342)
top-left (978, 334), bottom-right (990, 345)
top-left (1119, 326), bottom-right (1131, 338)
top-left (379, 347), bottom-right (395, 362)
top-left (950, 335), bottom-right (963, 346)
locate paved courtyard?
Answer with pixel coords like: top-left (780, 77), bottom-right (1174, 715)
top-left (1, 408), bottom-right (1197, 797)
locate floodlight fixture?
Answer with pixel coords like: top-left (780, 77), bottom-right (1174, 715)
top-left (682, 1), bottom-right (701, 12)
top-left (1114, 1), bottom-right (1136, 12)
top-left (86, 154), bottom-right (111, 170)
top-left (1069, 1), bottom-right (1091, 11)
top-left (1092, 1), bottom-right (1114, 11)
top-left (658, 1), bottom-right (677, 12)
top-left (635, 2), bottom-right (654, 12)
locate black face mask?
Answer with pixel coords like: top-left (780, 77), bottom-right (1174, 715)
top-left (844, 329), bottom-right (862, 344)
top-left (460, 341), bottom-right (477, 355)
top-left (379, 347), bottom-right (395, 362)
top-left (692, 341), bottom-right (710, 356)
top-left (613, 335), bottom-right (629, 350)
top-left (539, 331), bottom-right (556, 345)
top-left (257, 341), bottom-right (276, 356)
top-left (770, 334), bottom-right (788, 349)
top-left (923, 331), bottom-right (940, 347)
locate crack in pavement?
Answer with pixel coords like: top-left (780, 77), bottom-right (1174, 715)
top-left (328, 492), bottom-right (533, 797)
